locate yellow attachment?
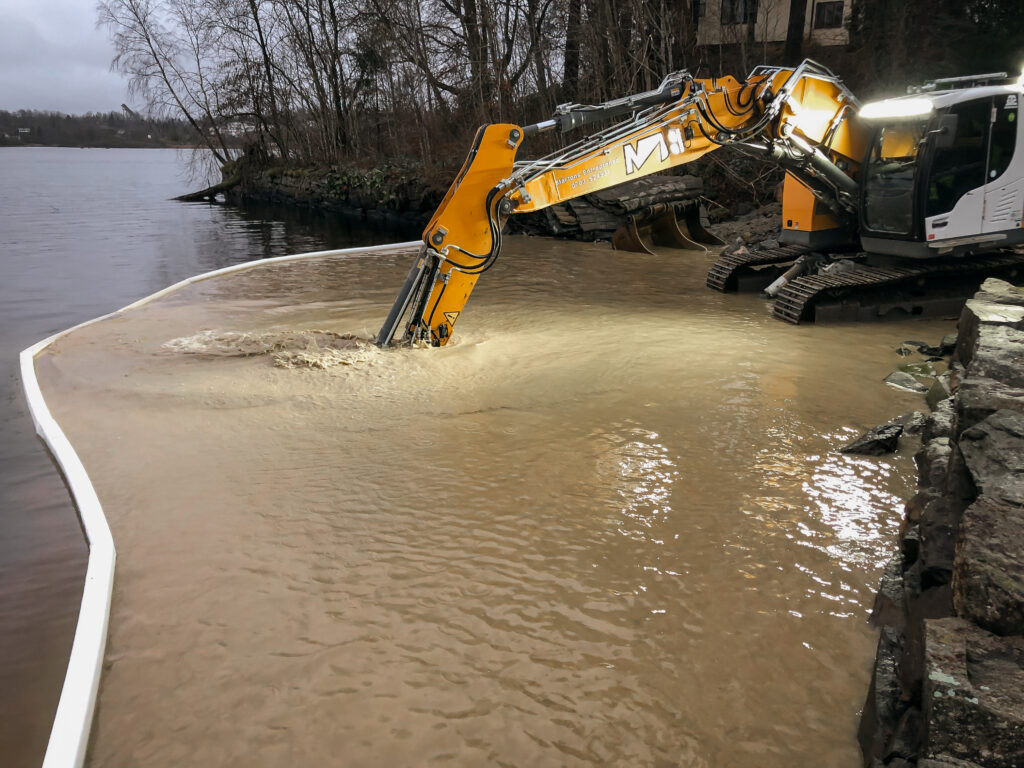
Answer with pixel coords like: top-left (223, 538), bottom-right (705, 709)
top-left (419, 264), bottom-right (479, 346)
top-left (414, 123), bottom-right (522, 346)
top-left (773, 73), bottom-right (867, 166)
top-left (782, 173), bottom-right (842, 235)
top-left (423, 123), bottom-right (522, 268)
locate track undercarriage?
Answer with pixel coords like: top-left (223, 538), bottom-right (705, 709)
top-left (706, 245), bottom-right (1024, 324)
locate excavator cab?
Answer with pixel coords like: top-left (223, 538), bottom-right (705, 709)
top-left (859, 74), bottom-right (1024, 259)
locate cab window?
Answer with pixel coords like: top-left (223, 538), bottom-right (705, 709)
top-left (926, 98), bottom-right (989, 217)
top-left (988, 97), bottom-right (1018, 182)
top-left (863, 122), bottom-right (925, 234)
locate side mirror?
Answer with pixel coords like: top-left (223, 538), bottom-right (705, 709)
top-left (930, 113), bottom-right (958, 149)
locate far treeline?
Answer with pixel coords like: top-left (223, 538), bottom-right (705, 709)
top-left (98, 0), bottom-right (1023, 172)
top-left (0, 110), bottom-right (200, 148)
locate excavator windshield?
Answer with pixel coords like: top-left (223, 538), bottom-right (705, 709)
top-left (862, 121), bottom-right (927, 235)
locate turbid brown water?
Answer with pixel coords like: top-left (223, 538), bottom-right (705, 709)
top-left (37, 237), bottom-right (951, 766)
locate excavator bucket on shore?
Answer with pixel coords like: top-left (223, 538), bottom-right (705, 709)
top-left (611, 202), bottom-right (724, 255)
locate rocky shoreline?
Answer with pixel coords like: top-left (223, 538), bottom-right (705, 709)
top-left (859, 279), bottom-right (1024, 768)
top-left (224, 162), bottom-right (445, 231)
top-left (220, 161), bottom-right (720, 242)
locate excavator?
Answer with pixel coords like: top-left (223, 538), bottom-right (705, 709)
top-left (377, 59), bottom-right (1024, 347)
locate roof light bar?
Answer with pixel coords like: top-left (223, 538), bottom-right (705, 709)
top-left (859, 97), bottom-right (935, 120)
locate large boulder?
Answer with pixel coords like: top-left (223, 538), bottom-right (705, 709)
top-left (926, 375), bottom-right (953, 411)
top-left (957, 325), bottom-right (1024, 430)
top-left (900, 561), bottom-right (954, 700)
top-left (904, 487), bottom-right (940, 525)
top-left (957, 376), bottom-right (1024, 434)
top-left (923, 618), bottom-right (1024, 767)
top-left (953, 495), bottom-right (1024, 636)
top-left (958, 410), bottom-right (1024, 506)
top-left (955, 279), bottom-right (1024, 368)
top-left (870, 553), bottom-right (907, 630)
top-left (943, 443), bottom-right (979, 509)
top-left (894, 410), bottom-right (928, 435)
top-left (965, 324), bottom-right (1024, 388)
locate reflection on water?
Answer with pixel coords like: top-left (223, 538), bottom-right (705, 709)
top-left (36, 238), bottom-right (954, 766)
top-left (598, 423), bottom-right (679, 542)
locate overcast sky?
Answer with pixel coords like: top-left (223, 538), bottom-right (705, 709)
top-left (0, 0), bottom-right (131, 113)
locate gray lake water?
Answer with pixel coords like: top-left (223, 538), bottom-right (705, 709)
top-left (0, 147), bottom-right (413, 767)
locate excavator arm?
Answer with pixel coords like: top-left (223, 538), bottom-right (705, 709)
top-left (377, 59), bottom-right (868, 348)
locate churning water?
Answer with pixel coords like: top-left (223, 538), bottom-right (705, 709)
top-left (34, 237), bottom-right (953, 767)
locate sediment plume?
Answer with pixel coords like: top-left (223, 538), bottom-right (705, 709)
top-left (163, 329), bottom-right (378, 369)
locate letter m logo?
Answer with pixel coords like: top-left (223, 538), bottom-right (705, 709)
top-left (624, 134), bottom-right (669, 175)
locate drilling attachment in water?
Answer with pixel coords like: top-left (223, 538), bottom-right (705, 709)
top-left (376, 246), bottom-right (439, 348)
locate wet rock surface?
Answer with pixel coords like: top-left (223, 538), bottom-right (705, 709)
top-left (923, 619), bottom-right (1024, 768)
top-left (707, 201), bottom-right (782, 243)
top-left (842, 423), bottom-right (903, 455)
top-left (895, 411), bottom-right (928, 436)
top-left (959, 410), bottom-right (1024, 506)
top-left (860, 282), bottom-right (1024, 768)
top-left (954, 279), bottom-right (1024, 368)
top-left (954, 496), bottom-right (1024, 637)
top-left (886, 371), bottom-right (930, 393)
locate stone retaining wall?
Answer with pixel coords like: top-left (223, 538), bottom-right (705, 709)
top-left (859, 279), bottom-right (1024, 768)
top-left (225, 164), bottom-right (443, 231)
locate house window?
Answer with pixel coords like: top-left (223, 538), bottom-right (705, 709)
top-left (814, 1), bottom-right (844, 29)
top-left (721, 0), bottom-right (757, 25)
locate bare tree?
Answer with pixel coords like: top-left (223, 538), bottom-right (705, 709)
top-left (98, 0), bottom-right (234, 163)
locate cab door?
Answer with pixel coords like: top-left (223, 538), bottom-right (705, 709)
top-left (923, 97), bottom-right (989, 242)
top-left (982, 92), bottom-right (1023, 233)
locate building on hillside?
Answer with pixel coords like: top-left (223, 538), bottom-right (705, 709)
top-left (695, 0), bottom-right (851, 49)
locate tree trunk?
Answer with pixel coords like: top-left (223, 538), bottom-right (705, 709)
top-left (563, 0), bottom-right (582, 95)
top-left (784, 0), bottom-right (808, 66)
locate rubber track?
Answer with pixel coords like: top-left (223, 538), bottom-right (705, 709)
top-left (706, 245), bottom-right (810, 292)
top-left (771, 252), bottom-right (1024, 324)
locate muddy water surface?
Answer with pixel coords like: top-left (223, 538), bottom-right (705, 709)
top-left (39, 238), bottom-right (951, 766)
